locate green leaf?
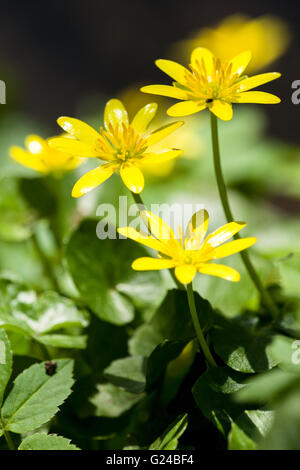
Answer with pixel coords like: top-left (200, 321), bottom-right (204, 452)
top-left (228, 422), bottom-right (256, 450)
top-left (211, 318), bottom-right (279, 373)
top-left (0, 279), bottom-right (89, 351)
top-left (0, 358), bottom-right (74, 433)
top-left (149, 414), bottom-right (188, 450)
top-left (104, 356), bottom-right (146, 394)
top-left (19, 433), bottom-right (80, 450)
top-left (89, 383), bottom-right (143, 418)
top-left (66, 219), bottom-right (166, 325)
top-left (0, 329), bottom-right (12, 413)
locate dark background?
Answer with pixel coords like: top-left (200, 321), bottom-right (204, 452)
top-left (0, 0), bottom-right (299, 141)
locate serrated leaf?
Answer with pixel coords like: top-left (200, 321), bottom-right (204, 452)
top-left (65, 219), bottom-right (166, 325)
top-left (89, 383), bottom-right (143, 418)
top-left (0, 358), bottom-right (74, 433)
top-left (19, 433), bottom-right (80, 450)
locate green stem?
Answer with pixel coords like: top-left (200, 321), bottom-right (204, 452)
top-left (31, 230), bottom-right (60, 293)
top-left (210, 113), bottom-right (279, 318)
top-left (131, 191), bottom-right (183, 290)
top-left (186, 283), bottom-right (216, 367)
top-left (1, 420), bottom-right (15, 450)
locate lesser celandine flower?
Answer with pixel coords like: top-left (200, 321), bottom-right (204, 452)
top-left (118, 209), bottom-right (256, 285)
top-left (49, 99), bottom-right (183, 197)
top-left (10, 135), bottom-right (82, 175)
top-left (173, 14), bottom-right (290, 74)
top-left (141, 48), bottom-right (281, 121)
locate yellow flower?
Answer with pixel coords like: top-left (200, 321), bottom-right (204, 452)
top-left (48, 99), bottom-right (183, 197)
top-left (173, 14), bottom-right (290, 74)
top-left (118, 209), bottom-right (257, 285)
top-left (10, 135), bottom-right (82, 175)
top-left (141, 48), bottom-right (281, 121)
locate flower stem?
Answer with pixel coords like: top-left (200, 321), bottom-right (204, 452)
top-left (210, 113), bottom-right (279, 317)
top-left (131, 191), bottom-right (183, 290)
top-left (31, 229), bottom-right (60, 293)
top-left (186, 283), bottom-right (216, 367)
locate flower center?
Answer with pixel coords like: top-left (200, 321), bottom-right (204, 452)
top-left (96, 123), bottom-right (148, 162)
top-left (183, 57), bottom-right (241, 100)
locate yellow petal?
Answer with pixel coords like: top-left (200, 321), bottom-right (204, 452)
top-left (167, 101), bottom-right (206, 117)
top-left (229, 50), bottom-right (252, 76)
top-left (184, 209), bottom-right (209, 249)
top-left (190, 47), bottom-right (215, 76)
top-left (9, 146), bottom-right (48, 173)
top-left (175, 265), bottom-right (197, 284)
top-left (210, 100), bottom-right (233, 121)
top-left (141, 149), bottom-right (182, 165)
top-left (25, 135), bottom-right (47, 154)
top-left (235, 91), bottom-right (281, 104)
top-left (141, 84), bottom-right (188, 100)
top-left (140, 210), bottom-right (175, 243)
top-left (213, 237), bottom-right (257, 259)
top-left (72, 163), bottom-right (117, 198)
top-left (205, 222), bottom-right (246, 248)
top-left (120, 163), bottom-right (144, 194)
top-left (197, 263), bottom-right (240, 282)
top-left (146, 121), bottom-right (184, 146)
top-left (237, 72), bottom-right (281, 92)
top-left (57, 117), bottom-right (100, 143)
top-left (117, 227), bottom-right (166, 253)
top-left (131, 103), bottom-right (157, 133)
top-left (132, 257), bottom-right (176, 271)
top-left (104, 99), bottom-right (129, 130)
top-left (49, 137), bottom-right (99, 157)
top-left (155, 59), bottom-right (188, 83)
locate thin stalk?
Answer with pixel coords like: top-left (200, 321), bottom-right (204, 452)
top-left (186, 283), bottom-right (216, 367)
top-left (210, 113), bottom-right (279, 317)
top-left (0, 420), bottom-right (15, 450)
top-left (31, 230), bottom-right (60, 292)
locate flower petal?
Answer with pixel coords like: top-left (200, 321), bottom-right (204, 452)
top-left (118, 227), bottom-right (166, 253)
top-left (141, 149), bottom-right (182, 165)
top-left (140, 210), bottom-right (175, 243)
top-left (210, 100), bottom-right (233, 121)
top-left (229, 50), bottom-right (252, 76)
top-left (237, 72), bottom-right (281, 92)
top-left (146, 121), bottom-right (184, 146)
top-left (234, 91), bottom-right (281, 104)
top-left (57, 117), bottom-right (100, 143)
top-left (190, 47), bottom-right (215, 76)
top-left (175, 265), bottom-right (197, 284)
top-left (132, 257), bottom-right (176, 271)
top-left (120, 163), bottom-right (144, 194)
top-left (213, 237), bottom-right (257, 259)
top-left (204, 222), bottom-right (246, 248)
top-left (184, 209), bottom-right (209, 249)
top-left (72, 163), bottom-right (117, 198)
top-left (155, 59), bottom-right (188, 83)
top-left (197, 263), bottom-right (240, 282)
top-left (131, 103), bottom-right (158, 133)
top-left (167, 101), bottom-right (207, 117)
top-left (25, 135), bottom-right (47, 154)
top-left (104, 99), bottom-right (129, 130)
top-left (141, 84), bottom-right (189, 100)
top-left (49, 137), bottom-right (99, 157)
top-left (9, 146), bottom-right (48, 173)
